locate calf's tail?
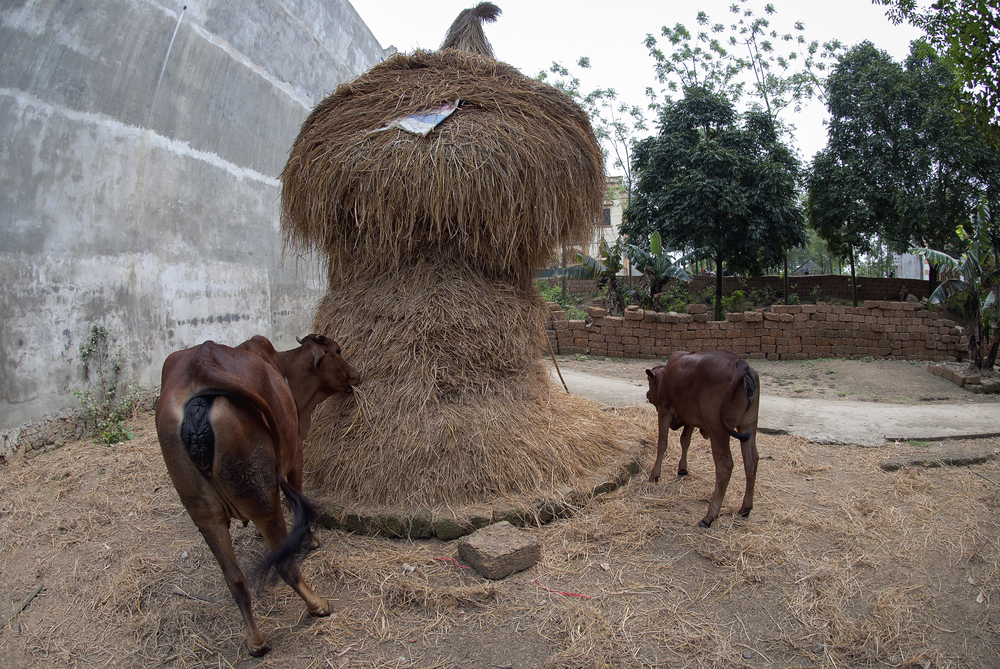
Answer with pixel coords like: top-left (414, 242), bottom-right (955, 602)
top-left (258, 480), bottom-right (320, 581)
top-left (721, 364), bottom-right (755, 442)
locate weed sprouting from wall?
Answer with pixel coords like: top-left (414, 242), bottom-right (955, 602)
top-left (74, 325), bottom-right (138, 444)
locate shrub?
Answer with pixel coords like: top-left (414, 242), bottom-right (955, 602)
top-left (74, 325), bottom-right (139, 444)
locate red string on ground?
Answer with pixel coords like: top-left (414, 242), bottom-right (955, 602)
top-left (531, 569), bottom-right (591, 599)
top-left (434, 557), bottom-right (471, 569)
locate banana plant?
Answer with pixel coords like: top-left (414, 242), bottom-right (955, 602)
top-left (575, 237), bottom-right (627, 316)
top-left (913, 203), bottom-right (1000, 370)
top-left (625, 231), bottom-right (699, 311)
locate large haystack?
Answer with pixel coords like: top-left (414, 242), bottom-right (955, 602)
top-left (281, 7), bottom-right (631, 518)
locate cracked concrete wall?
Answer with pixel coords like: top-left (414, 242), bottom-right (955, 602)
top-left (0, 0), bottom-right (394, 430)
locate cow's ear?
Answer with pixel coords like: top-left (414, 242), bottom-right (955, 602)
top-left (313, 351), bottom-right (324, 370)
top-left (646, 369), bottom-right (655, 380)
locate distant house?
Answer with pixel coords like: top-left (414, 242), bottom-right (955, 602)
top-left (792, 259), bottom-right (822, 276)
top-left (893, 253), bottom-right (930, 280)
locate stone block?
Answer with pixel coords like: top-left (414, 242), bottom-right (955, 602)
top-left (457, 521), bottom-right (541, 580)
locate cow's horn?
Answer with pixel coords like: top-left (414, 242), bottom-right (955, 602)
top-left (296, 336), bottom-right (303, 344)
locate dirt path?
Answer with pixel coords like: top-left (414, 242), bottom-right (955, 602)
top-left (554, 355), bottom-right (1000, 405)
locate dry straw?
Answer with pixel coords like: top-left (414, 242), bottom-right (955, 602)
top-left (281, 11), bottom-right (616, 514)
top-left (280, 47), bottom-right (605, 289)
top-left (302, 260), bottom-right (627, 508)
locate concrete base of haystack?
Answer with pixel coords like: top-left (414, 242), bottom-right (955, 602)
top-left (314, 454), bottom-right (643, 540)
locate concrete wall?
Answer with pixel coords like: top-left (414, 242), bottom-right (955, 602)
top-left (0, 0), bottom-right (393, 431)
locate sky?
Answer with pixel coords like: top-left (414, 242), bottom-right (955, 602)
top-left (347, 0), bottom-right (925, 171)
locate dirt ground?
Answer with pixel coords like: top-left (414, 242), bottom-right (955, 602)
top-left (2, 360), bottom-right (999, 668)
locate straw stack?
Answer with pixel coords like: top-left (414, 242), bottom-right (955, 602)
top-left (280, 7), bottom-right (625, 513)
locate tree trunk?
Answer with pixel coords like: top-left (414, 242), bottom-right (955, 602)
top-left (849, 245), bottom-right (858, 307)
top-left (783, 255), bottom-right (789, 304)
top-left (715, 250), bottom-right (724, 321)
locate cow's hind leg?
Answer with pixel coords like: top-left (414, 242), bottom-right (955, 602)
top-left (677, 425), bottom-right (693, 476)
top-left (254, 500), bottom-right (330, 617)
top-left (197, 519), bottom-right (270, 656)
top-left (700, 436), bottom-right (735, 528)
top-left (738, 431), bottom-right (759, 517)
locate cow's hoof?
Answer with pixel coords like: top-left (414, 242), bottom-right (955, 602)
top-left (697, 519), bottom-right (713, 529)
top-left (247, 640), bottom-right (270, 657)
top-left (739, 506), bottom-right (752, 518)
top-left (677, 468), bottom-right (688, 476)
top-left (309, 599), bottom-right (332, 617)
top-left (648, 475), bottom-right (660, 483)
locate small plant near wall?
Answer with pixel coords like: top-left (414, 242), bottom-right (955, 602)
top-left (810, 285), bottom-right (822, 304)
top-left (74, 325), bottom-right (138, 444)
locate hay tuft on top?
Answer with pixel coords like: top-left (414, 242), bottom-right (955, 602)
top-left (280, 48), bottom-right (604, 289)
top-left (440, 2), bottom-right (502, 57)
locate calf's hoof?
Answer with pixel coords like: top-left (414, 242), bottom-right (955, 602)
top-left (309, 598), bottom-right (332, 617)
top-left (739, 506), bottom-right (753, 518)
top-left (697, 518), bottom-right (713, 529)
top-left (677, 468), bottom-right (688, 476)
top-left (247, 640), bottom-right (270, 657)
top-left (648, 475), bottom-right (660, 483)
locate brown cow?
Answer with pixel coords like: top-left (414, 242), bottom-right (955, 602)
top-left (155, 334), bottom-right (360, 656)
top-left (645, 350), bottom-right (760, 528)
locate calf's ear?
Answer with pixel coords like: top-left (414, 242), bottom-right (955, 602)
top-left (646, 369), bottom-right (655, 380)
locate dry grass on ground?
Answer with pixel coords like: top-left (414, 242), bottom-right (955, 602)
top-left (1, 406), bottom-right (998, 668)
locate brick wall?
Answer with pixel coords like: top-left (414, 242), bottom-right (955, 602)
top-left (539, 275), bottom-right (930, 302)
top-left (545, 302), bottom-right (967, 362)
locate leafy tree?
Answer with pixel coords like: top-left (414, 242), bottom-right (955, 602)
top-left (814, 40), bottom-right (997, 295)
top-left (624, 87), bottom-right (805, 320)
top-left (806, 150), bottom-right (881, 305)
top-left (876, 0), bottom-right (1000, 146)
top-left (643, 1), bottom-right (843, 123)
top-left (537, 58), bottom-right (648, 201)
top-left (913, 203), bottom-right (1000, 370)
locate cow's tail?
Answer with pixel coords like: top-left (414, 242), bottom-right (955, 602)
top-left (258, 481), bottom-right (320, 582)
top-left (721, 363), bottom-right (755, 442)
top-left (179, 389), bottom-right (237, 478)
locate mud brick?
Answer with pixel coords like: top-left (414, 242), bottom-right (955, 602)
top-left (587, 306), bottom-right (607, 318)
top-left (457, 522), bottom-right (541, 580)
top-left (686, 304), bottom-right (708, 314)
top-left (624, 307), bottom-right (645, 321)
top-left (726, 312), bottom-right (745, 322)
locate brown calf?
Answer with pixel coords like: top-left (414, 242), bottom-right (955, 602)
top-left (645, 350), bottom-right (760, 528)
top-left (155, 334), bottom-right (360, 656)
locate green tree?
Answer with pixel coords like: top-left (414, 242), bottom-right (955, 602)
top-left (624, 87), bottom-right (805, 320)
top-left (643, 1), bottom-right (843, 122)
top-left (814, 41), bottom-right (996, 294)
top-left (806, 150), bottom-right (881, 305)
top-left (875, 0), bottom-right (1000, 146)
